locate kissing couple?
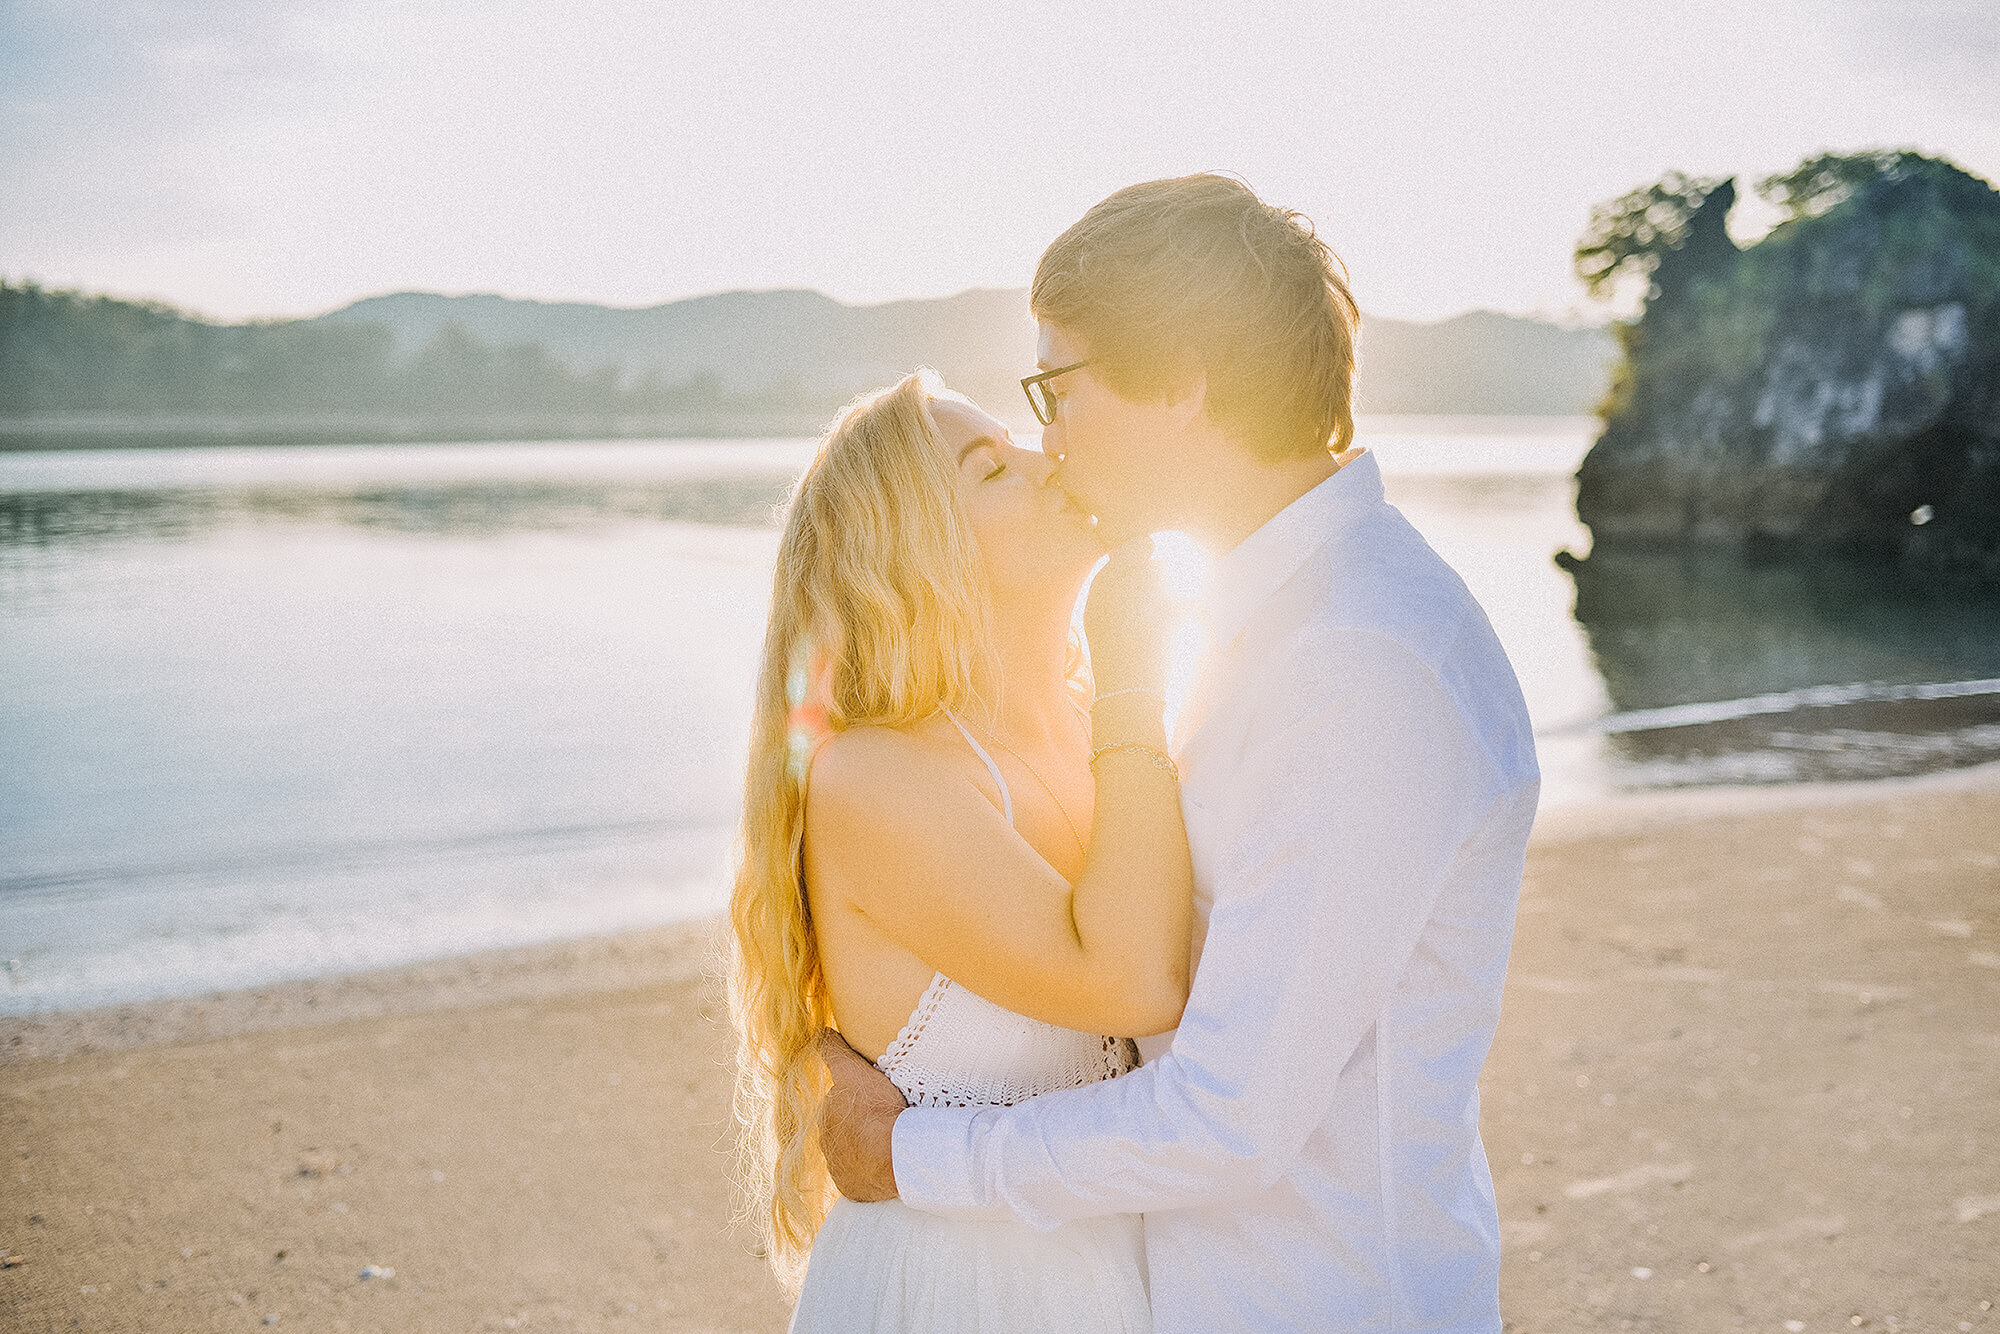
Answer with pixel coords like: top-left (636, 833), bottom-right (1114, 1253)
top-left (728, 174), bottom-right (1540, 1332)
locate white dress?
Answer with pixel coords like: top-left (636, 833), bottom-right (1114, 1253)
top-left (788, 713), bottom-right (1151, 1334)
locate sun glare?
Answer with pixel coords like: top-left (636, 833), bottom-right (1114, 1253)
top-left (1074, 530), bottom-right (1212, 740)
top-left (1152, 531), bottom-right (1212, 740)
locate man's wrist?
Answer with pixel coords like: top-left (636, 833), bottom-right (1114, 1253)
top-left (886, 1101), bottom-right (1020, 1222)
top-left (875, 1105), bottom-right (904, 1201)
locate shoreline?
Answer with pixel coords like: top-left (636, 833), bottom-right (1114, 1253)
top-left (1530, 754), bottom-right (2000, 843)
top-left (8, 760), bottom-right (1998, 1067)
top-left (0, 917), bottom-right (729, 1068)
top-left (0, 413), bottom-right (844, 451)
top-left (0, 411), bottom-right (1597, 455)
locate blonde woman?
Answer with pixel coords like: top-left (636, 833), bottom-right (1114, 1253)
top-left (728, 370), bottom-right (1192, 1331)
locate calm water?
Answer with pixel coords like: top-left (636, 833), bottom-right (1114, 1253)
top-left (6, 418), bottom-right (1999, 1014)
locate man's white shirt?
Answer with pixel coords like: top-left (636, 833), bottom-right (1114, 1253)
top-left (890, 450), bottom-right (1541, 1332)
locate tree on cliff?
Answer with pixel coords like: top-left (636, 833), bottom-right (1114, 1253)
top-left (1567, 150), bottom-right (2000, 590)
top-left (1759, 150), bottom-right (1937, 223)
top-left (1574, 173), bottom-right (1737, 307)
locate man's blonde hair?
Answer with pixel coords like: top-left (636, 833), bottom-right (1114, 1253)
top-left (1031, 174), bottom-right (1360, 460)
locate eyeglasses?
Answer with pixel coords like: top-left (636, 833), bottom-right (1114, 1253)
top-left (1020, 361), bottom-right (1090, 427)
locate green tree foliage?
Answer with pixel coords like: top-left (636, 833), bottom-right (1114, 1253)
top-left (1757, 149), bottom-right (1934, 222)
top-left (0, 281), bottom-right (741, 423)
top-left (0, 282), bottom-right (403, 415)
top-left (1575, 151), bottom-right (2000, 422)
top-left (1573, 172), bottom-right (1727, 301)
top-left (1572, 148), bottom-right (2000, 585)
top-left (1579, 148), bottom-right (2000, 433)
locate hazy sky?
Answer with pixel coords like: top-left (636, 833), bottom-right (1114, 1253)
top-left (4, 0), bottom-right (1996, 323)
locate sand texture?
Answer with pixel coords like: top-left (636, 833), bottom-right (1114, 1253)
top-left (4, 776), bottom-right (1997, 1332)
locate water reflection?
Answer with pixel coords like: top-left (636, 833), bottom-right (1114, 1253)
top-left (11, 429), bottom-right (2000, 1014)
top-left (1561, 548), bottom-right (2000, 785)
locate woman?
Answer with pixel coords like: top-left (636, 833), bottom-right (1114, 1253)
top-left (728, 371), bottom-right (1193, 1331)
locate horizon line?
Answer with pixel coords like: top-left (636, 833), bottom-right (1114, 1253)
top-left (0, 274), bottom-right (1618, 333)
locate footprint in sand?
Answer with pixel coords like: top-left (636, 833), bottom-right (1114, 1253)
top-left (1563, 1161), bottom-right (1693, 1200)
top-left (1512, 976), bottom-right (1594, 995)
top-left (1637, 965), bottom-right (1725, 985)
top-left (1817, 981), bottom-right (1912, 1002)
top-left (1955, 1195), bottom-right (2000, 1224)
top-left (1724, 1215), bottom-right (1846, 1250)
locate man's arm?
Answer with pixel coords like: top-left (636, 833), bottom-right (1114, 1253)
top-left (831, 631), bottom-right (1501, 1227)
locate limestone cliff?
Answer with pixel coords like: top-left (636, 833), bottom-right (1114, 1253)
top-left (1569, 152), bottom-right (2000, 588)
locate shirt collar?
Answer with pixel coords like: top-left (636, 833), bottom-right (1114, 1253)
top-left (1198, 449), bottom-right (1382, 652)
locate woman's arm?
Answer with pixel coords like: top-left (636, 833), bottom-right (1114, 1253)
top-left (805, 542), bottom-right (1192, 1038)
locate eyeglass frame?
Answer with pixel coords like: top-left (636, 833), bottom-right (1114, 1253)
top-left (1019, 360), bottom-right (1091, 427)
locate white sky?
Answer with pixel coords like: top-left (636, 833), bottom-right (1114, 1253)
top-left (3, 0), bottom-right (1996, 323)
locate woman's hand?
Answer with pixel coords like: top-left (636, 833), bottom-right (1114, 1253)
top-left (1084, 535), bottom-right (1175, 698)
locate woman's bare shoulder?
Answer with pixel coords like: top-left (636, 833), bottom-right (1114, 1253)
top-left (805, 721), bottom-right (970, 821)
top-left (802, 721), bottom-right (1019, 923)
top-left (810, 722), bottom-right (927, 786)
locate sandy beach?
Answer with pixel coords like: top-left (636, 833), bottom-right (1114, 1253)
top-left (5, 770), bottom-right (1997, 1333)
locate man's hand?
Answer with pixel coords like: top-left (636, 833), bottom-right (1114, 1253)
top-left (815, 1030), bottom-right (906, 1202)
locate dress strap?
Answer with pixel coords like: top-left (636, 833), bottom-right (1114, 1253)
top-left (940, 709), bottom-right (1014, 827)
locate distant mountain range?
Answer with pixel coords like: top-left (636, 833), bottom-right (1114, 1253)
top-left (316, 288), bottom-right (1616, 422)
top-left (1, 280), bottom-right (1615, 448)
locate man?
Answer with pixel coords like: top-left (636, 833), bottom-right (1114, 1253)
top-left (819, 174), bottom-right (1540, 1330)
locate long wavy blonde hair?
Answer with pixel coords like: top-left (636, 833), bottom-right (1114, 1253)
top-left (727, 371), bottom-right (1000, 1287)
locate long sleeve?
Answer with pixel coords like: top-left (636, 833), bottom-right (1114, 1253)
top-left (891, 628), bottom-right (1502, 1229)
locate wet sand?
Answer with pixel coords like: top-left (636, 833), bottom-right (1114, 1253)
top-left (5, 770), bottom-right (1997, 1333)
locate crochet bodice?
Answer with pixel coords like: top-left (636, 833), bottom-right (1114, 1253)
top-left (872, 712), bottom-right (1139, 1109)
top-left (876, 969), bottom-right (1137, 1109)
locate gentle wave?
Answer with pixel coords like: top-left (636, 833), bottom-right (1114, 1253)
top-left (0, 815), bottom-right (737, 902)
top-left (1561, 678), bottom-right (2000, 736)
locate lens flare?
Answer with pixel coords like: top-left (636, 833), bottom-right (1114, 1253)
top-left (784, 636), bottom-right (831, 781)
